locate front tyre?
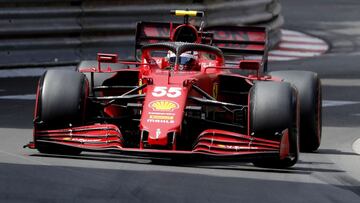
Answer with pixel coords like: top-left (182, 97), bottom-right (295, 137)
top-left (249, 81), bottom-right (299, 168)
top-left (34, 70), bottom-right (88, 155)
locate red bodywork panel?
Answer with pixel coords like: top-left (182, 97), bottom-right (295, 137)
top-left (140, 84), bottom-right (189, 146)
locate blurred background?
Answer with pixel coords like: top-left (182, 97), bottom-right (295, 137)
top-left (0, 0), bottom-right (283, 68)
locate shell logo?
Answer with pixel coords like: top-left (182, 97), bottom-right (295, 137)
top-left (149, 100), bottom-right (179, 111)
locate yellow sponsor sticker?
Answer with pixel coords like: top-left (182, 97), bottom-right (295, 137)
top-left (176, 10), bottom-right (198, 17)
top-left (138, 78), bottom-right (143, 94)
top-left (149, 100), bottom-right (179, 112)
top-left (212, 83), bottom-right (218, 99)
top-left (172, 10), bottom-right (204, 17)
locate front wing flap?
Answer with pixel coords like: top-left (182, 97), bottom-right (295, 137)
top-left (28, 124), bottom-right (289, 160)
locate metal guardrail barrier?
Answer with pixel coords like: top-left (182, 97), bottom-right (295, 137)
top-left (0, 0), bottom-right (283, 68)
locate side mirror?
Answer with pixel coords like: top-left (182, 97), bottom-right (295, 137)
top-left (97, 53), bottom-right (118, 63)
top-left (239, 60), bottom-right (260, 70)
top-left (97, 53), bottom-right (118, 72)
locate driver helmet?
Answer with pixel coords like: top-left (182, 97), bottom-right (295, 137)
top-left (167, 51), bottom-right (197, 71)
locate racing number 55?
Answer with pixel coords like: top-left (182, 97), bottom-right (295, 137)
top-left (152, 86), bottom-right (182, 98)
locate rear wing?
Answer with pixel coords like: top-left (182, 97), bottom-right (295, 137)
top-left (204, 26), bottom-right (268, 71)
top-left (135, 9), bottom-right (205, 50)
top-left (204, 26), bottom-right (267, 55)
top-left (204, 26), bottom-right (268, 72)
top-left (135, 21), bottom-right (212, 55)
top-left (135, 22), bottom-right (179, 52)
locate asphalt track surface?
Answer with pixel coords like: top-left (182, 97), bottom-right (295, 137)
top-left (1, 0), bottom-right (360, 202)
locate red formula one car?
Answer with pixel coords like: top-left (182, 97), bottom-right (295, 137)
top-left (26, 10), bottom-right (322, 168)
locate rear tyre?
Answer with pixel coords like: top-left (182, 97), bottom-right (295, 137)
top-left (269, 71), bottom-right (322, 152)
top-left (35, 70), bottom-right (88, 155)
top-left (250, 81), bottom-right (299, 168)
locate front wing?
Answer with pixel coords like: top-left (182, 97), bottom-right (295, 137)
top-left (27, 124), bottom-right (290, 161)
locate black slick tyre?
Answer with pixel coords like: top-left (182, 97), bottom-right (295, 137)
top-left (35, 70), bottom-right (88, 155)
top-left (269, 71), bottom-right (322, 152)
top-left (250, 81), bottom-right (299, 168)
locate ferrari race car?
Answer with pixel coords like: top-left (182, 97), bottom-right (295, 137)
top-left (26, 10), bottom-right (322, 168)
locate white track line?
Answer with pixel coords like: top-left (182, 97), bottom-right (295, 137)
top-left (322, 100), bottom-right (360, 107)
top-left (0, 68), bottom-right (46, 78)
top-left (0, 94), bottom-right (36, 100)
top-left (278, 43), bottom-right (329, 51)
top-left (270, 50), bottom-right (322, 57)
top-left (0, 66), bottom-right (73, 78)
top-left (0, 149), bottom-right (50, 166)
top-left (268, 56), bottom-right (300, 61)
top-left (281, 36), bottom-right (325, 44)
top-left (352, 138), bottom-right (360, 155)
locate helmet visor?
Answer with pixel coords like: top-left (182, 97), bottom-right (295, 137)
top-left (169, 56), bottom-right (193, 65)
